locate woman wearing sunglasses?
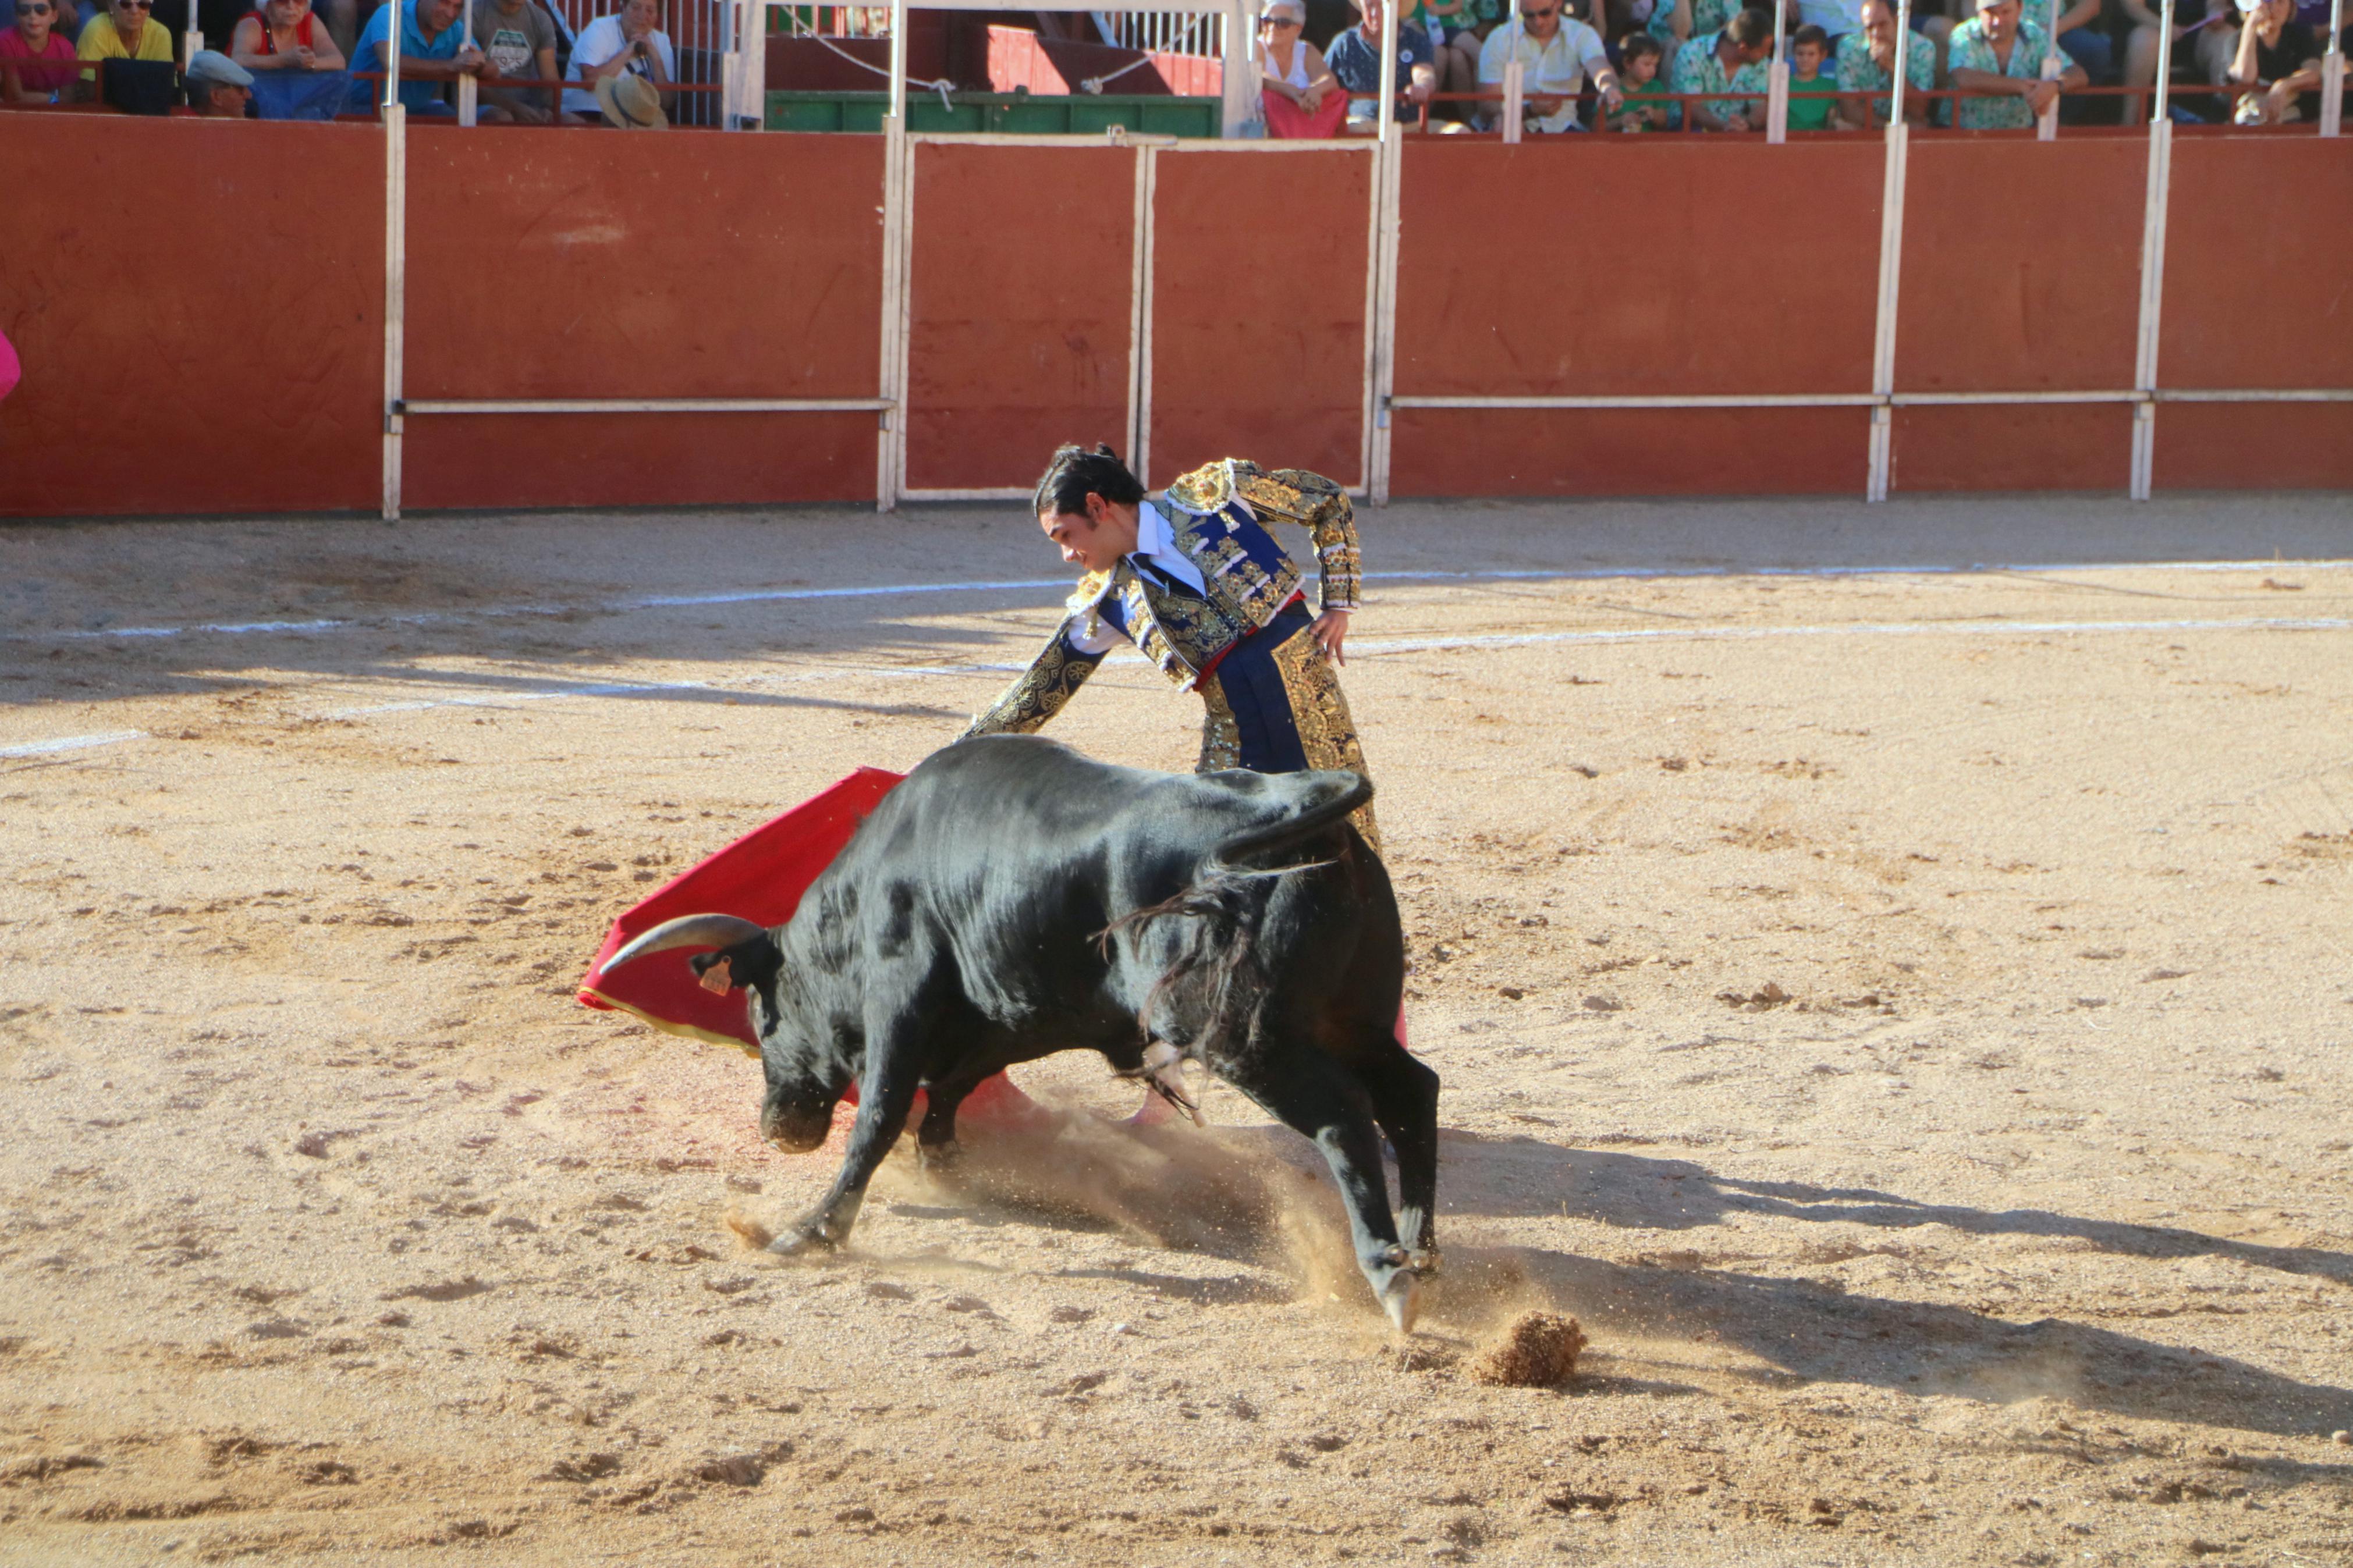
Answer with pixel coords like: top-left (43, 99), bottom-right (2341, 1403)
top-left (230, 0), bottom-right (346, 73)
top-left (1257, 0), bottom-right (1346, 135)
top-left (1, 0), bottom-right (82, 101)
top-left (74, 0), bottom-right (172, 95)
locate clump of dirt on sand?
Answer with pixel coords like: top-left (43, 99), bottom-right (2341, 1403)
top-left (1466, 1311), bottom-right (1587, 1387)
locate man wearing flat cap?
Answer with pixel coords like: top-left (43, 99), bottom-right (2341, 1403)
top-left (184, 47), bottom-right (253, 114)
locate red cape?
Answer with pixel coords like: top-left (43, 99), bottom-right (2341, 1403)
top-left (576, 767), bottom-right (904, 1054)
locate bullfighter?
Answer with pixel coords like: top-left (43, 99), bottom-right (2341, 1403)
top-left (961, 444), bottom-right (1379, 851)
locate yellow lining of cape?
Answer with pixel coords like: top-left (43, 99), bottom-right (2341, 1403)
top-left (580, 987), bottom-right (763, 1059)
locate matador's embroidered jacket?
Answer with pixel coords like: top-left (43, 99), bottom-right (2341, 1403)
top-left (959, 458), bottom-right (1362, 739)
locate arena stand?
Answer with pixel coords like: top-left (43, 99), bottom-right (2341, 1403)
top-left (0, 0), bottom-right (2346, 518)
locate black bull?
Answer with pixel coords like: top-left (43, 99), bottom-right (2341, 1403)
top-left (603, 735), bottom-right (1442, 1329)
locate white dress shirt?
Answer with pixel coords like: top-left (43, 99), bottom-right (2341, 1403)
top-left (1069, 500), bottom-right (1210, 655)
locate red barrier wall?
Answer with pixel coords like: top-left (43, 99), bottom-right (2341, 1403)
top-left (903, 142), bottom-right (1137, 492)
top-left (1147, 148), bottom-right (1371, 490)
top-left (401, 127), bottom-right (883, 508)
top-left (1388, 139), bottom-right (1882, 496)
top-left (0, 116), bottom-right (384, 519)
top-left (1887, 136), bottom-right (2146, 492)
top-left (2148, 136), bottom-right (2353, 492)
top-left (4, 122), bottom-right (2345, 519)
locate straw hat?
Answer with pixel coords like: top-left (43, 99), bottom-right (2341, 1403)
top-left (594, 71), bottom-right (666, 129)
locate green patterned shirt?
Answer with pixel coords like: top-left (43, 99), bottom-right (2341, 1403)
top-left (1648, 0), bottom-right (1738, 40)
top-left (1667, 29), bottom-right (1769, 125)
top-left (1944, 15), bottom-right (2057, 129)
top-left (1833, 27), bottom-right (1933, 122)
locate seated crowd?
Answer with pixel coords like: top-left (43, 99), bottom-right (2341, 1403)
top-left (2, 0), bottom-right (2336, 129)
top-left (0, 0), bottom-right (677, 123)
top-left (1259, 0), bottom-right (2349, 132)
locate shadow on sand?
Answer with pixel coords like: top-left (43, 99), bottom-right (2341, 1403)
top-left (886, 1114), bottom-right (2353, 1441)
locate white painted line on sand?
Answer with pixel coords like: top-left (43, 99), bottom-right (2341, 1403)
top-left (1352, 616), bottom-right (2353, 658)
top-left (324, 661), bottom-right (1032, 720)
top-left (8, 613), bottom-right (2341, 756)
top-left (15, 559), bottom-right (2351, 645)
top-left (0, 730), bottom-right (147, 759)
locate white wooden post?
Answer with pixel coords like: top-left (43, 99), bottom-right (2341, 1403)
top-left (725, 0), bottom-right (765, 127)
top-left (381, 102), bottom-right (407, 522)
top-left (1865, 0), bottom-right (1912, 501)
top-left (1765, 0), bottom-right (1790, 140)
top-left (1222, 0), bottom-right (1257, 134)
top-left (877, 0), bottom-right (909, 509)
top-left (1370, 123), bottom-right (1401, 502)
top-left (886, 0), bottom-right (905, 118)
top-left (2322, 0), bottom-right (2344, 137)
top-left (1501, 56), bottom-right (1523, 140)
top-left (1376, 0), bottom-right (1398, 138)
top-left (383, 0), bottom-right (402, 107)
top-left (2129, 0), bottom-right (2175, 500)
top-left (2036, 8), bottom-right (2061, 140)
top-left (1127, 144), bottom-right (1155, 478)
top-left (457, 0), bottom-right (477, 126)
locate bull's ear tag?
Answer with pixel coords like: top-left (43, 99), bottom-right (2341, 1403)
top-left (697, 957), bottom-right (734, 995)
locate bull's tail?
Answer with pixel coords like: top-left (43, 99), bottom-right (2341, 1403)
top-left (1098, 771), bottom-right (1372, 1059)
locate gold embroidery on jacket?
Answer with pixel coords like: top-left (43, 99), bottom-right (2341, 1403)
top-left (1133, 571), bottom-right (1253, 686)
top-left (1172, 458), bottom-right (1361, 614)
top-left (1269, 630), bottom-right (1379, 854)
top-left (1196, 680), bottom-right (1243, 774)
top-left (960, 632), bottom-right (1100, 739)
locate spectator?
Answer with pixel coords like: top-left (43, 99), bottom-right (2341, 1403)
top-left (562, 0), bottom-right (674, 119)
top-left (2023, 0), bottom-right (2111, 84)
top-left (1784, 20), bottom-right (1840, 126)
top-left (1795, 0), bottom-right (1861, 49)
top-left (1946, 0), bottom-right (2085, 126)
top-left (313, 0), bottom-right (354, 62)
top-left (468, 0), bottom-right (564, 122)
top-left (349, 0), bottom-right (486, 113)
top-left (1258, 0), bottom-right (1346, 137)
top-left (1667, 3), bottom-right (1773, 127)
top-left (1606, 28), bottom-right (1671, 124)
top-left (1477, 0), bottom-right (1620, 130)
top-left (184, 44), bottom-right (252, 111)
top-left (1834, 0), bottom-right (1933, 122)
top-left (1647, 0), bottom-right (1738, 57)
top-left (2118, 0), bottom-right (2229, 122)
top-left (230, 0), bottom-right (344, 73)
top-left (74, 0), bottom-right (171, 95)
top-left (591, 58), bottom-right (661, 125)
top-left (1424, 0), bottom-right (1496, 96)
top-left (1324, 0), bottom-right (1439, 128)
top-left (1399, 0), bottom-right (1478, 115)
top-left (1, 0), bottom-right (81, 102)
top-left (2225, 0), bottom-right (2322, 120)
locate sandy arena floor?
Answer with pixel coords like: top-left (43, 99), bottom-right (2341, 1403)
top-left (2, 495), bottom-right (2351, 1567)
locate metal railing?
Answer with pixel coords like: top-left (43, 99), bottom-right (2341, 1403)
top-left (1095, 8), bottom-right (1224, 58)
top-left (533, 0), bottom-right (737, 126)
top-left (1409, 80), bottom-right (2339, 134)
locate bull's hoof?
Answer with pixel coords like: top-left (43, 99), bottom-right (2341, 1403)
top-left (914, 1139), bottom-right (962, 1174)
top-left (1379, 1271), bottom-right (1422, 1335)
top-left (766, 1224), bottom-right (836, 1259)
top-left (1408, 1246), bottom-right (1443, 1278)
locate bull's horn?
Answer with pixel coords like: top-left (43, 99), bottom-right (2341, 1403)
top-left (605, 913), bottom-right (768, 971)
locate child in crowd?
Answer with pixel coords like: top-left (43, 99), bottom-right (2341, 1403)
top-left (1784, 22), bottom-right (1837, 127)
top-left (1607, 30), bottom-right (1670, 126)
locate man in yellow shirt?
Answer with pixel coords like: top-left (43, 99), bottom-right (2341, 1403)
top-left (76, 0), bottom-right (171, 89)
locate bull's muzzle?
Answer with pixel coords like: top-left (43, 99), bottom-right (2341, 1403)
top-left (760, 1096), bottom-right (834, 1153)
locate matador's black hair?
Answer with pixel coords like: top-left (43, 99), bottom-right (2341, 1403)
top-left (1034, 443), bottom-right (1145, 519)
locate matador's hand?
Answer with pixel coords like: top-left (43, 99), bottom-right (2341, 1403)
top-left (1312, 609), bottom-right (1350, 667)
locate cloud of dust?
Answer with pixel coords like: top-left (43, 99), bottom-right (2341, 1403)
top-left (726, 1091), bottom-right (1583, 1344)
